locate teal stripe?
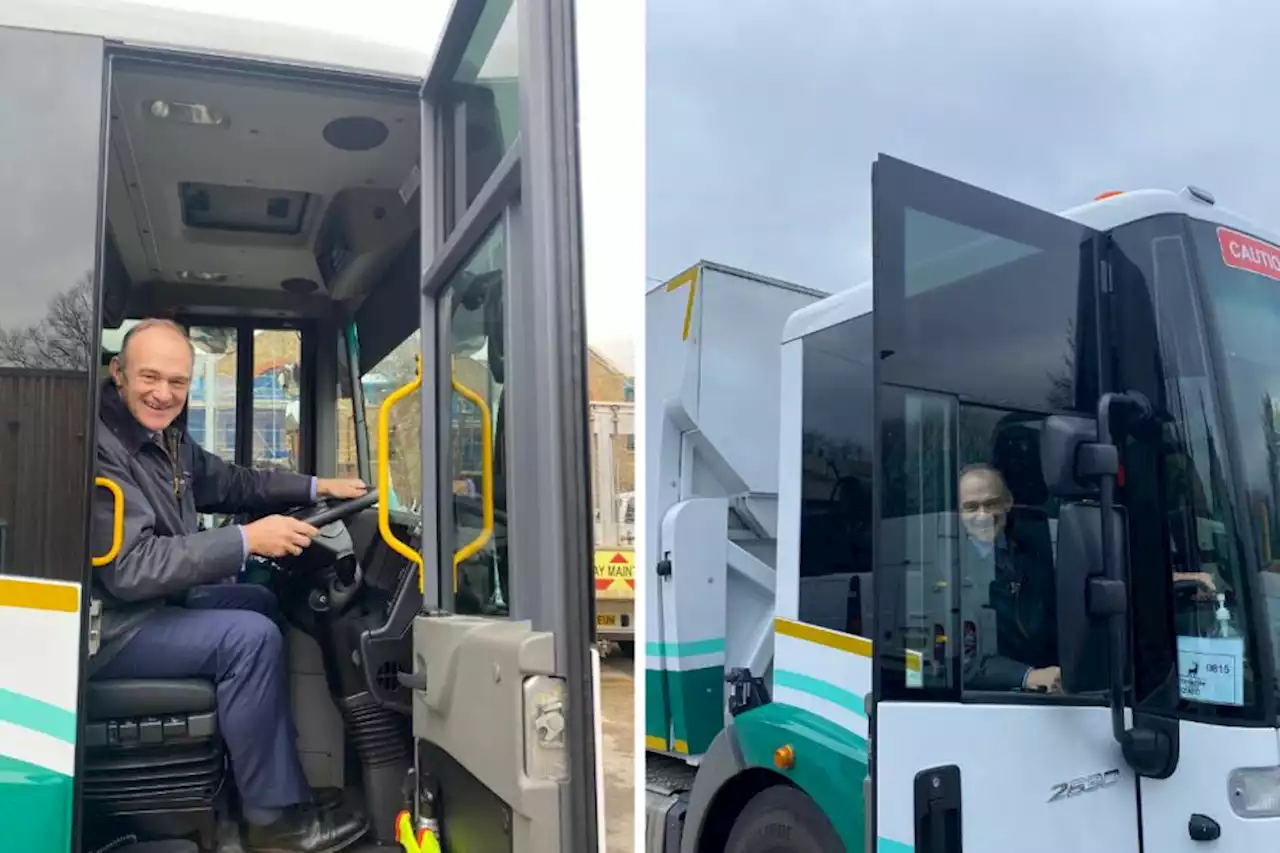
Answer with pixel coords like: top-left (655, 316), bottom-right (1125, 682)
top-left (877, 838), bottom-right (913, 853)
top-left (0, 688), bottom-right (76, 744)
top-left (774, 670), bottom-right (866, 718)
top-left (645, 637), bottom-right (725, 657)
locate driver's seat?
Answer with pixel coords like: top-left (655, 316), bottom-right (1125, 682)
top-left (82, 677), bottom-right (225, 848)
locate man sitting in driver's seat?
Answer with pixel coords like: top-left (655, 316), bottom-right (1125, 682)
top-left (957, 463), bottom-right (1061, 694)
top-left (90, 318), bottom-right (371, 853)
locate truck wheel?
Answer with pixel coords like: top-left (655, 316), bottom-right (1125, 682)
top-left (725, 785), bottom-right (843, 853)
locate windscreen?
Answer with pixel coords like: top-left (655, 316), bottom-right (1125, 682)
top-left (1191, 219), bottom-right (1280, 694)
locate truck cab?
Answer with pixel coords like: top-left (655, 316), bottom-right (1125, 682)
top-left (0, 1), bottom-right (600, 851)
top-left (647, 157), bottom-right (1280, 852)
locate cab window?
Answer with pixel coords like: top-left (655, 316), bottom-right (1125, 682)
top-left (1112, 216), bottom-right (1261, 717)
top-left (444, 0), bottom-right (520, 225)
top-left (797, 314), bottom-right (874, 637)
top-left (875, 183), bottom-right (1100, 700)
top-left (104, 321), bottom-right (302, 475)
top-left (954, 407), bottom-right (1062, 696)
top-left (1189, 219), bottom-right (1278, 712)
top-left (250, 329), bottom-right (302, 472)
top-left (351, 225), bottom-right (507, 616)
top-left (884, 393), bottom-right (1073, 698)
top-left (362, 331), bottom-right (424, 514)
top-left (444, 224), bottom-right (508, 616)
top-left (184, 326), bottom-right (239, 462)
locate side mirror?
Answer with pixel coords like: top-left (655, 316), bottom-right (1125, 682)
top-left (1040, 415), bottom-right (1100, 498)
top-left (1042, 413), bottom-right (1131, 695)
top-left (1055, 501), bottom-right (1128, 694)
top-left (1043, 404), bottom-right (1175, 777)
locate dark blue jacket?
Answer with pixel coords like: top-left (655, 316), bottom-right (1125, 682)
top-left (963, 531), bottom-right (1058, 691)
top-left (90, 380), bottom-right (313, 671)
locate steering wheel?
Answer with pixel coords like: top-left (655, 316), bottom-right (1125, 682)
top-left (296, 489), bottom-right (380, 527)
top-left (266, 489), bottom-right (380, 612)
top-left (216, 488), bottom-right (380, 531)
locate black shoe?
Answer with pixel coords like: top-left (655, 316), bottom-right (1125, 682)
top-left (242, 805), bottom-right (369, 853)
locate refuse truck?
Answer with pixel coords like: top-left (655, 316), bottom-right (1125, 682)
top-left (591, 400), bottom-right (636, 650)
top-left (646, 155), bottom-right (1280, 852)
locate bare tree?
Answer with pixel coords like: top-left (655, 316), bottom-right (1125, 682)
top-left (1045, 318), bottom-right (1078, 412)
top-left (0, 275), bottom-right (95, 370)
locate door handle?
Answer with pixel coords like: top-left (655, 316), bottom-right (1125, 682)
top-left (914, 764), bottom-right (962, 853)
top-left (1188, 814), bottom-right (1220, 842)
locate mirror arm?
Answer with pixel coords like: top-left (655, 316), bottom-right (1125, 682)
top-left (1094, 393), bottom-right (1129, 747)
top-left (1094, 391), bottom-right (1174, 777)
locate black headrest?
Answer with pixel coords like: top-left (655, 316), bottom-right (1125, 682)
top-left (991, 416), bottom-right (1048, 508)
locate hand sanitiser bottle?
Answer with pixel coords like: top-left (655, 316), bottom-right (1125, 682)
top-left (1215, 593), bottom-right (1237, 638)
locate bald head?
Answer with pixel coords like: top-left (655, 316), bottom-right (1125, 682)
top-left (110, 319), bottom-right (195, 433)
top-left (117, 319), bottom-right (194, 371)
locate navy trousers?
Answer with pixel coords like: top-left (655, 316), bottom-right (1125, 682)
top-left (91, 583), bottom-right (311, 810)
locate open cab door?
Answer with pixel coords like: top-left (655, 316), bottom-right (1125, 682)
top-left (868, 155), bottom-right (1140, 852)
top-left (390, 0), bottom-right (599, 849)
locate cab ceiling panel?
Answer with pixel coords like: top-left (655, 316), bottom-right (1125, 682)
top-left (107, 63), bottom-right (419, 296)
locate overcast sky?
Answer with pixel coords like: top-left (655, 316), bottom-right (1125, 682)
top-left (647, 0), bottom-right (1279, 294)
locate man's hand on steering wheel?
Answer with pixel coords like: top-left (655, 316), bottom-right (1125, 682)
top-left (316, 478), bottom-right (370, 500)
top-left (243, 515), bottom-right (319, 558)
top-left (236, 480), bottom-right (375, 561)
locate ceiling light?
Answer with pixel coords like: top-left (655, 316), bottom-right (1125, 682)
top-left (176, 270), bottom-right (228, 283)
top-left (146, 100), bottom-right (229, 128)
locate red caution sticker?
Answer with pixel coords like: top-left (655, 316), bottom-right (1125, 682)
top-left (1218, 226), bottom-right (1280, 282)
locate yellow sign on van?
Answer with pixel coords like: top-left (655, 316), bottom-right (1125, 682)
top-left (594, 549), bottom-right (635, 600)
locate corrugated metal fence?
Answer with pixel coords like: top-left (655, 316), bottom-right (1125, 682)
top-left (0, 368), bottom-right (92, 581)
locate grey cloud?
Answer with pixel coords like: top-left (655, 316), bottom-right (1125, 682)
top-left (647, 0), bottom-right (1280, 292)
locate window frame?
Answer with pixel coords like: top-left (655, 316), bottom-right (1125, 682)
top-left (418, 0), bottom-right (598, 841)
top-left (174, 316), bottom-right (315, 472)
top-left (339, 324), bottom-right (373, 484)
top-left (435, 221), bottom-right (510, 616)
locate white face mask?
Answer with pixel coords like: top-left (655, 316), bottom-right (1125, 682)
top-left (963, 511), bottom-right (998, 542)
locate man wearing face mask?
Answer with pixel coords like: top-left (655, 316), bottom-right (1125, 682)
top-left (958, 464), bottom-right (1061, 693)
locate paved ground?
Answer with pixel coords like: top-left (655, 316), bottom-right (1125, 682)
top-left (600, 648), bottom-right (636, 852)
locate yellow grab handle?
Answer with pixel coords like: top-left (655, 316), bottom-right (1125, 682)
top-left (451, 371), bottom-right (494, 589)
top-left (394, 810), bottom-right (441, 853)
top-left (377, 355), bottom-right (425, 590)
top-left (92, 477), bottom-right (124, 568)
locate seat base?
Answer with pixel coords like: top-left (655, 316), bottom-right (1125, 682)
top-left (86, 678), bottom-right (217, 721)
top-left (83, 679), bottom-right (225, 852)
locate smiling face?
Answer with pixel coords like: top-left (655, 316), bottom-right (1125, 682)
top-left (958, 466), bottom-right (1012, 543)
top-left (110, 323), bottom-right (194, 433)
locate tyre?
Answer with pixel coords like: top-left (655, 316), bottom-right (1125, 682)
top-left (725, 785), bottom-right (844, 853)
